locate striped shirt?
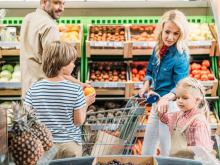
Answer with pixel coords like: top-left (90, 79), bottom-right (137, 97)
top-left (25, 79), bottom-right (86, 145)
top-left (158, 109), bottom-right (214, 152)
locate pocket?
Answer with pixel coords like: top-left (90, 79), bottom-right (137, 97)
top-left (160, 66), bottom-right (172, 78)
top-left (152, 62), bottom-right (157, 75)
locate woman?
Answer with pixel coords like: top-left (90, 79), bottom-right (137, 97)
top-left (140, 10), bottom-right (190, 156)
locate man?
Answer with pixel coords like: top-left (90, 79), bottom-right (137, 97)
top-left (20, 0), bottom-right (88, 99)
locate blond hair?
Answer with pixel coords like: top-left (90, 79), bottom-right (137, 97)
top-left (155, 10), bottom-right (189, 64)
top-left (176, 77), bottom-right (209, 123)
top-left (42, 41), bottom-right (77, 78)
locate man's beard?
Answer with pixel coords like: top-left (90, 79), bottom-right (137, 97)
top-left (45, 6), bottom-right (61, 19)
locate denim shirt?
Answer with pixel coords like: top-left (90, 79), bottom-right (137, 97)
top-left (143, 44), bottom-right (189, 97)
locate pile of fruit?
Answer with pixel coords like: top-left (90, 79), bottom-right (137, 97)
top-left (188, 23), bottom-right (214, 41)
top-left (130, 25), bottom-right (156, 42)
top-left (89, 62), bottom-right (127, 82)
top-left (89, 26), bottom-right (125, 42)
top-left (95, 159), bottom-right (151, 165)
top-left (131, 62), bottom-right (148, 82)
top-left (58, 23), bottom-right (80, 42)
top-left (189, 60), bottom-right (214, 81)
top-left (8, 102), bottom-right (53, 165)
top-left (209, 111), bottom-right (218, 124)
top-left (0, 64), bottom-right (21, 82)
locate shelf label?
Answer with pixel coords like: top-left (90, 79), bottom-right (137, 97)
top-left (94, 42), bottom-right (107, 46)
top-left (104, 83), bottom-right (109, 87)
top-left (109, 82), bottom-right (117, 87)
top-left (143, 42), bottom-right (149, 47)
top-left (114, 42), bottom-right (122, 47)
top-left (188, 41), bottom-right (212, 46)
top-left (148, 41), bottom-right (156, 47)
top-left (139, 84), bottom-right (143, 88)
top-left (108, 42), bottom-right (114, 47)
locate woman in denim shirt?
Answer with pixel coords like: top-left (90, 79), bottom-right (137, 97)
top-left (139, 10), bottom-right (190, 156)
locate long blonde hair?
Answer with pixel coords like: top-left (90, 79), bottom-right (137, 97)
top-left (155, 10), bottom-right (189, 63)
top-left (176, 77), bottom-right (209, 123)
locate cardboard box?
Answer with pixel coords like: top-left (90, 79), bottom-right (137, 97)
top-left (92, 156), bottom-right (158, 165)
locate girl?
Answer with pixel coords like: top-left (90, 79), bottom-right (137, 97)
top-left (139, 10), bottom-right (190, 156)
top-left (25, 41), bottom-right (96, 159)
top-left (149, 77), bottom-right (214, 159)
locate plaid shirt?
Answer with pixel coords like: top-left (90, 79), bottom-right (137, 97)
top-left (159, 109), bottom-right (214, 152)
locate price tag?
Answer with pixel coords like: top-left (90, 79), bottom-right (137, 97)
top-left (143, 42), bottom-right (149, 47)
top-left (108, 42), bottom-right (114, 47)
top-left (109, 83), bottom-right (117, 88)
top-left (114, 42), bottom-right (122, 47)
top-left (104, 83), bottom-right (109, 87)
top-left (95, 42), bottom-right (107, 46)
top-left (148, 41), bottom-right (156, 47)
top-left (139, 84), bottom-right (143, 88)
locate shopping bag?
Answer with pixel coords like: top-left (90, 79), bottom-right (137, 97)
top-left (91, 130), bottom-right (127, 156)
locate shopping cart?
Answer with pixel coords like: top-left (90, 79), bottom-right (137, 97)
top-left (81, 94), bottom-right (159, 156)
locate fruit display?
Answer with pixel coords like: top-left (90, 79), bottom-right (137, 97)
top-left (0, 26), bottom-right (21, 42)
top-left (0, 101), bottom-right (13, 125)
top-left (88, 25), bottom-right (126, 42)
top-left (89, 62), bottom-right (127, 82)
top-left (209, 111), bottom-right (218, 124)
top-left (130, 62), bottom-right (148, 82)
top-left (189, 60), bottom-right (215, 81)
top-left (130, 25), bottom-right (156, 42)
top-left (58, 23), bottom-right (80, 42)
top-left (0, 63), bottom-right (21, 82)
top-left (188, 23), bottom-right (214, 41)
top-left (95, 159), bottom-right (151, 165)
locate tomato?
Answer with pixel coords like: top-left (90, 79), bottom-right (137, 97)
top-left (114, 131), bottom-right (120, 137)
top-left (197, 64), bottom-right (201, 70)
top-left (139, 75), bottom-right (144, 81)
top-left (136, 74), bottom-right (140, 79)
top-left (200, 70), bottom-right (207, 75)
top-left (141, 32), bottom-right (148, 37)
top-left (189, 74), bottom-right (193, 78)
top-left (189, 64), bottom-right (192, 73)
top-left (208, 74), bottom-right (214, 80)
top-left (104, 130), bottom-right (109, 134)
top-left (142, 67), bottom-right (147, 71)
top-left (138, 70), bottom-right (145, 76)
top-left (132, 68), bottom-right (138, 74)
top-left (201, 66), bottom-right (207, 70)
top-left (201, 74), bottom-right (209, 81)
top-left (192, 70), bottom-right (199, 76)
top-left (84, 87), bottom-right (96, 96)
top-left (132, 74), bottom-right (136, 78)
top-left (132, 77), bottom-right (140, 82)
top-left (191, 63), bottom-right (198, 71)
top-left (206, 70), bottom-right (211, 74)
top-left (202, 60), bottom-right (210, 68)
top-left (194, 74), bottom-right (200, 80)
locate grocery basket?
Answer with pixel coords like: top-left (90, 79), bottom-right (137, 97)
top-left (81, 94), bottom-right (159, 156)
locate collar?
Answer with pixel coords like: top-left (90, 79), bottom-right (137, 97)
top-left (182, 109), bottom-right (200, 118)
top-left (165, 44), bottom-right (177, 57)
top-left (36, 8), bottom-right (58, 25)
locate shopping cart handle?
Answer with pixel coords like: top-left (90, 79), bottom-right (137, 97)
top-left (136, 93), bottom-right (159, 104)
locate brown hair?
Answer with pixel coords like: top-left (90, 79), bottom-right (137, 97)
top-left (42, 40), bottom-right (77, 78)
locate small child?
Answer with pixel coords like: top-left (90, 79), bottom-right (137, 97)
top-left (24, 41), bottom-right (96, 159)
top-left (147, 77), bottom-right (214, 159)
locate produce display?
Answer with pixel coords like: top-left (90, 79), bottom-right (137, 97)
top-left (0, 101), bottom-right (13, 125)
top-left (58, 23), bottom-right (80, 42)
top-left (209, 111), bottom-right (218, 124)
top-left (0, 64), bottom-right (21, 82)
top-left (89, 25), bottom-right (125, 42)
top-left (189, 60), bottom-right (215, 81)
top-left (130, 25), bottom-right (156, 42)
top-left (89, 62), bottom-right (127, 82)
top-left (131, 62), bottom-right (148, 82)
top-left (0, 26), bottom-right (21, 42)
top-left (188, 23), bottom-right (214, 41)
top-left (95, 159), bottom-right (150, 165)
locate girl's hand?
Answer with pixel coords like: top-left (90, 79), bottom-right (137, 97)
top-left (81, 83), bottom-right (90, 91)
top-left (155, 97), bottom-right (169, 115)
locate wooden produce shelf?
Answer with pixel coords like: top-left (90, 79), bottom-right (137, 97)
top-left (0, 89), bottom-right (21, 96)
top-left (86, 24), bottom-right (130, 58)
top-left (127, 25), bottom-right (216, 57)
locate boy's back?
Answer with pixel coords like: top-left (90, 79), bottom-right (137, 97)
top-left (25, 79), bottom-right (86, 145)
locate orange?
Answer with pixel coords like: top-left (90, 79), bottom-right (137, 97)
top-left (84, 87), bottom-right (96, 96)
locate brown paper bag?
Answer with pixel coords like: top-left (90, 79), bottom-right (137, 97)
top-left (91, 130), bottom-right (127, 156)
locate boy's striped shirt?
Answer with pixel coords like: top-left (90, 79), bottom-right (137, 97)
top-left (25, 79), bottom-right (86, 145)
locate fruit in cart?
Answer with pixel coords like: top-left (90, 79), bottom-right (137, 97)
top-left (84, 87), bottom-right (96, 96)
top-left (188, 23), bottom-right (214, 41)
top-left (10, 102), bottom-right (44, 165)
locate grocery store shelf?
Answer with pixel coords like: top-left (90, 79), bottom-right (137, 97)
top-left (0, 82), bottom-right (21, 88)
top-left (0, 1), bottom-right (208, 8)
top-left (0, 97), bottom-right (21, 100)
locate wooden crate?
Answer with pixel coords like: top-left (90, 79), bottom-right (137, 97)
top-left (86, 61), bottom-right (130, 97)
top-left (209, 23), bottom-right (220, 57)
top-left (127, 25), bottom-right (216, 57)
top-left (0, 107), bottom-right (7, 156)
top-left (86, 24), bottom-right (130, 58)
